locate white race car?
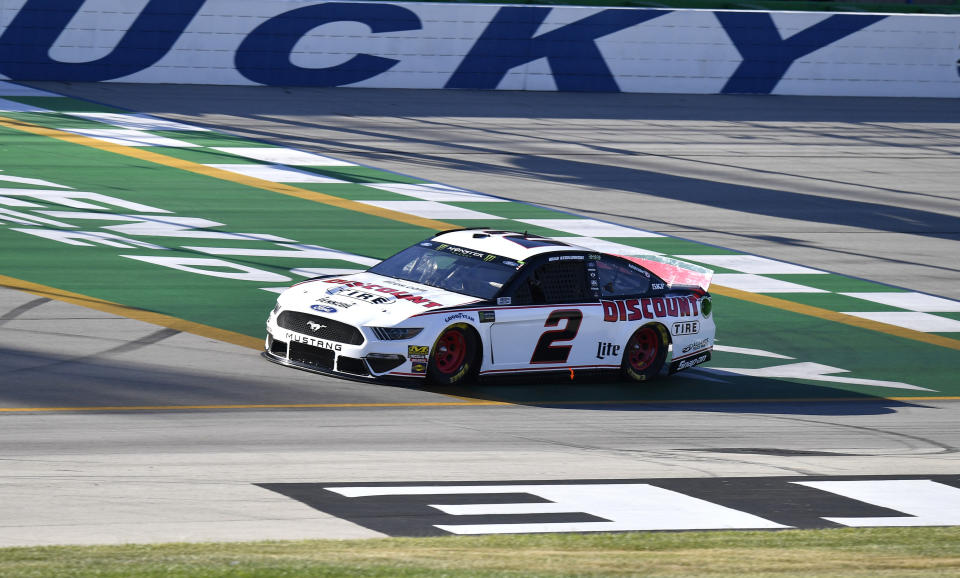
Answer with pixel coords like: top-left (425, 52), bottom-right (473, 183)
top-left (264, 228), bottom-right (715, 385)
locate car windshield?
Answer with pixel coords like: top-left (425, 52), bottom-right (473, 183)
top-left (368, 242), bottom-right (518, 299)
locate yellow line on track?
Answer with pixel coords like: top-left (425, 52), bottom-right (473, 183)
top-left (0, 274), bottom-right (261, 350)
top-left (0, 115), bottom-right (453, 231)
top-left (2, 114), bottom-right (960, 355)
top-left (2, 396), bottom-right (958, 413)
top-left (710, 285), bottom-right (960, 352)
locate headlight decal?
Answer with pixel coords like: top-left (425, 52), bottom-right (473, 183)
top-left (371, 327), bottom-right (424, 340)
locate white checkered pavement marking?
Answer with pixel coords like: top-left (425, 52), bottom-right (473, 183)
top-left (516, 219), bottom-right (663, 238)
top-left (363, 183), bottom-right (509, 202)
top-left (551, 236), bottom-right (663, 255)
top-left (707, 362), bottom-right (933, 391)
top-left (839, 311), bottom-right (960, 333)
top-left (66, 112), bottom-right (209, 132)
top-left (0, 175), bottom-right (70, 189)
top-left (0, 82), bottom-right (60, 97)
top-left (211, 147), bottom-right (356, 166)
top-left (60, 128), bottom-right (200, 147)
top-left (357, 200), bottom-right (505, 220)
top-left (204, 164), bottom-right (348, 184)
top-left (22, 85), bottom-right (955, 336)
top-left (710, 273), bottom-right (828, 294)
top-left (291, 267), bottom-right (369, 278)
top-left (673, 254), bottom-right (826, 275)
top-left (261, 268), bottom-right (375, 294)
top-left (712, 345), bottom-right (795, 359)
top-left (0, 98), bottom-right (52, 113)
top-left (840, 292), bottom-right (960, 313)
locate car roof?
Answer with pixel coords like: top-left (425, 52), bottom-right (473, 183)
top-left (430, 228), bottom-right (715, 291)
top-left (431, 228), bottom-right (588, 261)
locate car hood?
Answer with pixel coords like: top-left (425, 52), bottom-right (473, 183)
top-left (276, 272), bottom-right (483, 326)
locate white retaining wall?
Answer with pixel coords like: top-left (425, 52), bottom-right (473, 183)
top-left (0, 0), bottom-right (957, 96)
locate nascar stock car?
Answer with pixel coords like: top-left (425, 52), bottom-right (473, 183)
top-left (263, 229), bottom-right (715, 385)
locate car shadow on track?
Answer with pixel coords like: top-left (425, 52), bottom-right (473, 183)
top-left (0, 344), bottom-right (928, 417)
top-left (416, 369), bottom-right (932, 416)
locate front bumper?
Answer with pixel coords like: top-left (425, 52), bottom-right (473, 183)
top-left (264, 332), bottom-right (384, 378)
top-left (264, 316), bottom-right (427, 381)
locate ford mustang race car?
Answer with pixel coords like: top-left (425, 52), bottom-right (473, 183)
top-left (263, 229), bottom-right (715, 385)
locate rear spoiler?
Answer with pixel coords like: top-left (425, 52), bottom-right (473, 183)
top-left (619, 255), bottom-right (713, 291)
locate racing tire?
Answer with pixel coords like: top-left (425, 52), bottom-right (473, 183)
top-left (427, 326), bottom-right (478, 386)
top-left (621, 324), bottom-right (668, 383)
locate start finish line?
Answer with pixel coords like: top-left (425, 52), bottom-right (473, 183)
top-left (261, 476), bottom-right (960, 536)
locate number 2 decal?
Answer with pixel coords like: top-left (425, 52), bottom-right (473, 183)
top-left (530, 309), bottom-right (583, 364)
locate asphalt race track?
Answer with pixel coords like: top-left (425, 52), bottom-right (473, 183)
top-left (1, 83), bottom-right (958, 545)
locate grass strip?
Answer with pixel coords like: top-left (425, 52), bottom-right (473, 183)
top-left (2, 527), bottom-right (959, 577)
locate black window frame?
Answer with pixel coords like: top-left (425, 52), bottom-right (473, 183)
top-left (496, 252), bottom-right (596, 306)
top-left (595, 255), bottom-right (669, 299)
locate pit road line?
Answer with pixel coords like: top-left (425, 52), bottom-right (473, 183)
top-left (2, 116), bottom-right (960, 354)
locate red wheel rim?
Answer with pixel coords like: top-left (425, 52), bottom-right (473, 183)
top-left (627, 327), bottom-right (659, 371)
top-left (434, 330), bottom-right (467, 374)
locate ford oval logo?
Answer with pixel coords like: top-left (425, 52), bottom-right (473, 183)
top-left (311, 304), bottom-right (337, 314)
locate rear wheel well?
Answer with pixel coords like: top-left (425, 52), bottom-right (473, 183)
top-left (620, 323), bottom-right (670, 383)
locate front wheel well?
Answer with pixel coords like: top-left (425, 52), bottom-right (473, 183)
top-left (427, 323), bottom-right (482, 385)
top-left (447, 323), bottom-right (482, 368)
